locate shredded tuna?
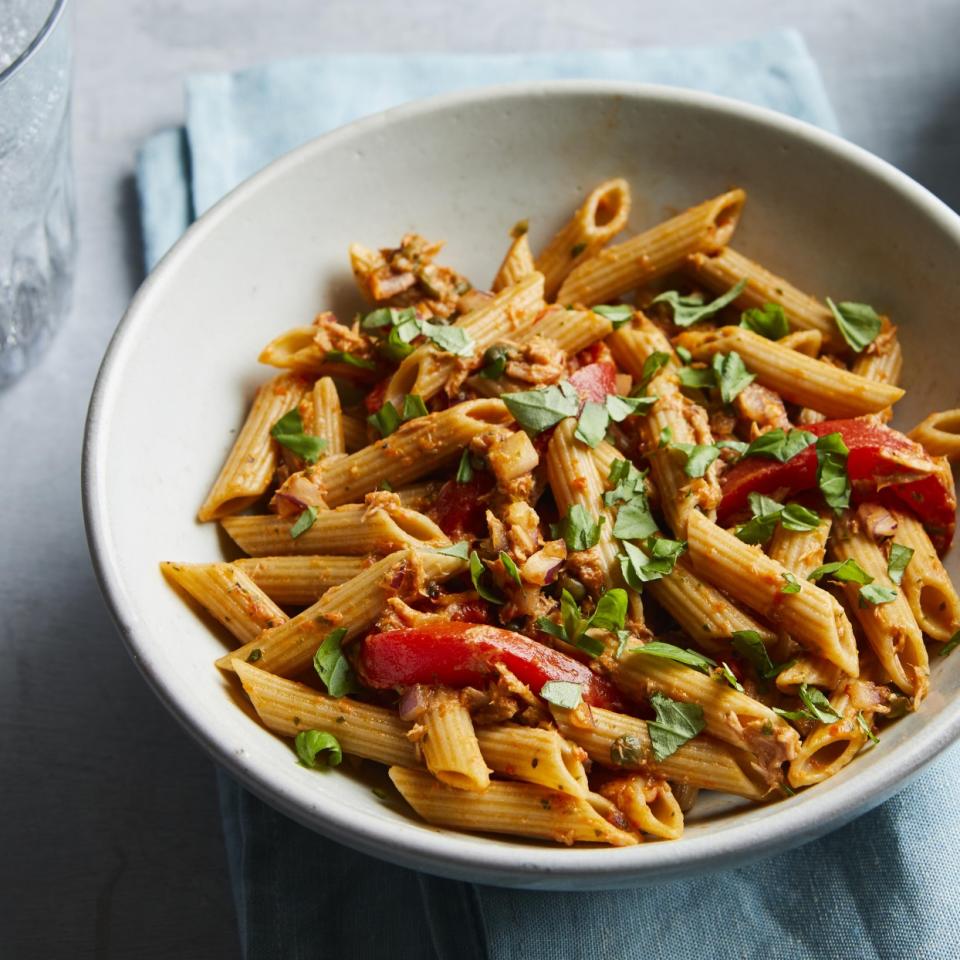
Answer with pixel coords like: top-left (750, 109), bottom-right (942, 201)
top-left (505, 336), bottom-right (567, 385)
top-left (734, 382), bottom-right (791, 432)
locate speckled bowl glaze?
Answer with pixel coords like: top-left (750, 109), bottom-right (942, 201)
top-left (84, 82), bottom-right (960, 889)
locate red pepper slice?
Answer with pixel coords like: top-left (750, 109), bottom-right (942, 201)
top-left (364, 378), bottom-right (390, 415)
top-left (567, 361), bottom-right (618, 403)
top-left (357, 622), bottom-right (619, 709)
top-left (428, 471), bottom-right (495, 539)
top-left (718, 418), bottom-right (956, 550)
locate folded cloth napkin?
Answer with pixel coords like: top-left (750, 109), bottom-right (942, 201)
top-left (136, 30), bottom-right (959, 960)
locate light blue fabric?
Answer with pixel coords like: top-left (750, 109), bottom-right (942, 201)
top-left (136, 31), bottom-right (960, 959)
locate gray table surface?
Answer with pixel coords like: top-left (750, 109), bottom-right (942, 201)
top-left (2, 1), bottom-right (959, 956)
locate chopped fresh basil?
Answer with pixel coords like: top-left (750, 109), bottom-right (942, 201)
top-left (574, 401), bottom-right (609, 447)
top-left (590, 589), bottom-right (628, 633)
top-left (639, 351), bottom-right (671, 388)
top-left (290, 506), bottom-right (319, 539)
top-left (401, 394), bottom-right (429, 421)
top-left (367, 400), bottom-right (402, 438)
top-left (593, 304), bottom-right (634, 329)
top-left (313, 627), bottom-right (358, 698)
top-left (556, 503), bottom-right (604, 551)
top-left (540, 680), bottom-right (583, 709)
top-left (270, 408), bottom-right (328, 463)
top-left (815, 432), bottom-right (851, 512)
top-left (659, 425), bottom-right (673, 448)
top-left (675, 345), bottom-right (693, 364)
top-left (469, 551), bottom-right (504, 604)
top-left (456, 448), bottom-right (474, 483)
top-left (419, 319), bottom-right (475, 357)
top-left (808, 558), bottom-right (872, 585)
top-left (717, 438), bottom-right (749, 455)
top-left (677, 365), bottom-right (716, 390)
top-left (742, 427), bottom-right (816, 463)
top-left (798, 683), bottom-right (841, 723)
top-left (612, 494), bottom-right (658, 540)
top-left (711, 351), bottom-right (755, 404)
top-left (781, 571), bottom-right (801, 594)
top-left (606, 394), bottom-right (657, 421)
top-left (826, 298), bottom-right (883, 353)
top-left (773, 706), bottom-right (815, 724)
top-left (379, 321), bottom-right (419, 362)
top-left (940, 631), bottom-right (960, 657)
top-left (719, 662), bottom-right (745, 692)
top-left (887, 543), bottom-right (914, 586)
top-left (731, 629), bottom-right (790, 680)
top-left (480, 344), bottom-right (509, 379)
top-left (605, 459), bottom-right (647, 506)
top-left (537, 587), bottom-right (627, 657)
top-left (610, 734), bottom-right (646, 766)
top-left (859, 583), bottom-right (898, 606)
top-left (735, 492), bottom-right (786, 545)
top-left (633, 640), bottom-right (716, 674)
top-left (360, 306), bottom-right (414, 331)
top-left (619, 536), bottom-right (686, 588)
top-left (502, 382), bottom-right (580, 434)
top-left (652, 278), bottom-right (747, 328)
top-left (857, 711), bottom-right (880, 744)
top-left (325, 350), bottom-right (376, 370)
top-left (499, 551), bottom-right (522, 586)
top-left (647, 692), bottom-right (706, 761)
top-left (294, 729), bottom-right (343, 768)
top-left (246, 648), bottom-right (263, 663)
top-left (673, 442), bottom-right (720, 478)
top-left (433, 541), bottom-right (471, 559)
top-left (740, 302), bottom-right (790, 340)
top-left (780, 503), bottom-right (821, 532)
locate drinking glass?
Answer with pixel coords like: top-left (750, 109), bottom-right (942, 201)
top-left (0, 0), bottom-right (75, 385)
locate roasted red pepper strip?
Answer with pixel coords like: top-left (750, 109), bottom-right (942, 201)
top-left (718, 418), bottom-right (956, 550)
top-left (358, 622), bottom-right (619, 709)
top-left (429, 471), bottom-right (495, 539)
top-left (567, 361), bottom-right (618, 403)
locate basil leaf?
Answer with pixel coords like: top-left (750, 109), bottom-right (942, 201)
top-left (941, 631), bottom-right (960, 657)
top-left (295, 730), bottom-right (343, 768)
top-left (887, 543), bottom-right (914, 586)
top-left (826, 298), bottom-right (883, 353)
top-left (815, 432), bottom-right (851, 512)
top-left (557, 504), bottom-right (604, 551)
top-left (673, 442), bottom-right (720, 478)
top-left (433, 541), bottom-right (471, 559)
top-left (612, 495), bottom-right (659, 540)
top-left (659, 425), bottom-right (673, 447)
top-left (605, 394), bottom-right (657, 422)
top-left (619, 537), bottom-right (685, 587)
top-left (781, 571), bottom-right (801, 594)
top-left (639, 351), bottom-right (671, 388)
top-left (717, 439), bottom-right (749, 456)
top-left (401, 394), bottom-right (429, 421)
top-left (419, 319), bottom-right (475, 357)
top-left (731, 629), bottom-right (789, 680)
top-left (367, 400), bottom-right (402, 438)
top-left (719, 662), bottom-right (745, 692)
top-left (647, 692), bottom-right (706, 761)
top-left (575, 401), bottom-right (610, 448)
top-left (604, 459), bottom-right (646, 506)
top-left (559, 589), bottom-right (586, 646)
top-left (502, 383), bottom-right (580, 434)
top-left (456, 448), bottom-right (474, 483)
top-left (857, 711), bottom-right (880, 744)
top-left (740, 303), bottom-right (790, 340)
top-left (798, 683), bottom-right (841, 723)
top-left (540, 680), bottom-right (583, 709)
top-left (859, 583), bottom-right (898, 606)
top-left (469, 551), bottom-right (504, 604)
top-left (711, 351), bottom-right (755, 404)
top-left (593, 304), bottom-right (634, 329)
top-left (677, 366), bottom-right (716, 389)
top-left (536, 617), bottom-right (567, 640)
top-left (380, 323), bottom-right (417, 362)
top-left (774, 706), bottom-right (815, 724)
top-left (652, 278), bottom-right (747, 328)
top-left (360, 306), bottom-right (414, 331)
top-left (499, 551), bottom-right (521, 586)
top-left (780, 503), bottom-right (821, 532)
top-left (325, 350), bottom-right (376, 370)
top-left (246, 648), bottom-right (263, 663)
top-left (675, 345), bottom-right (693, 364)
top-left (587, 589), bottom-right (628, 633)
top-left (735, 492), bottom-right (784, 545)
top-left (741, 428), bottom-right (816, 463)
top-left (480, 344), bottom-right (509, 379)
top-left (313, 627), bottom-right (359, 698)
top-left (808, 558), bottom-right (872, 585)
top-left (290, 506), bottom-right (319, 539)
top-left (270, 408), bottom-right (328, 463)
top-left (634, 640), bottom-right (716, 674)
top-left (610, 734), bottom-right (646, 766)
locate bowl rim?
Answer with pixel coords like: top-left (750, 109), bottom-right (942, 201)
top-left (83, 79), bottom-right (960, 887)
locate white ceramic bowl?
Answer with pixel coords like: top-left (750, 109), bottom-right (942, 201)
top-left (83, 82), bottom-right (960, 889)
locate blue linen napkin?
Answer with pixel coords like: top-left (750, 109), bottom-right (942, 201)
top-left (136, 30), bottom-right (960, 959)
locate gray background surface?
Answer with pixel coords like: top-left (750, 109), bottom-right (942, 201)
top-left (2, 1), bottom-right (959, 956)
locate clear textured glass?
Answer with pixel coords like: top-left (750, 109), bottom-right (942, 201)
top-left (0, 0), bottom-right (75, 386)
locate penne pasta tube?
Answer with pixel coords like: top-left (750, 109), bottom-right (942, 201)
top-left (311, 376), bottom-right (345, 455)
top-left (221, 503), bottom-right (449, 557)
top-left (161, 562), bottom-right (287, 645)
top-left (556, 189), bottom-right (745, 307)
top-left (829, 512), bottom-right (928, 698)
top-left (598, 776), bottom-right (684, 840)
top-left (606, 313), bottom-right (678, 380)
top-left (775, 655), bottom-right (844, 695)
top-left (523, 304), bottom-right (613, 356)
top-left (474, 725), bottom-right (588, 797)
top-left (776, 329), bottom-right (822, 357)
top-left (198, 373), bottom-right (310, 522)
top-left (768, 512), bottom-right (832, 578)
top-left (684, 246), bottom-right (847, 352)
top-left (420, 687), bottom-right (491, 792)
top-left (551, 705), bottom-right (769, 799)
top-left (535, 178), bottom-right (631, 299)
top-left (258, 326), bottom-right (378, 379)
top-left (787, 691), bottom-right (871, 789)
top-left (850, 319), bottom-right (902, 387)
top-left (383, 274), bottom-right (545, 405)
top-left (388, 766), bottom-right (638, 846)
top-left (887, 510), bottom-right (960, 643)
top-left (220, 550), bottom-right (467, 675)
top-left (909, 410), bottom-right (960, 461)
top-left (233, 556), bottom-right (367, 606)
top-left (686, 511), bottom-right (860, 677)
top-left (492, 231), bottom-right (535, 292)
top-left (675, 326), bottom-right (904, 418)
top-left (320, 399), bottom-right (513, 507)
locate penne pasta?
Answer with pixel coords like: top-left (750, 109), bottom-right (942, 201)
top-left (787, 690), bottom-right (871, 789)
top-left (909, 409), bottom-right (960, 461)
top-left (233, 556), bottom-right (367, 606)
top-left (310, 376), bottom-right (346, 455)
top-left (598, 776), bottom-right (685, 840)
top-left (492, 230), bottom-right (536, 292)
top-left (420, 687), bottom-right (491, 792)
